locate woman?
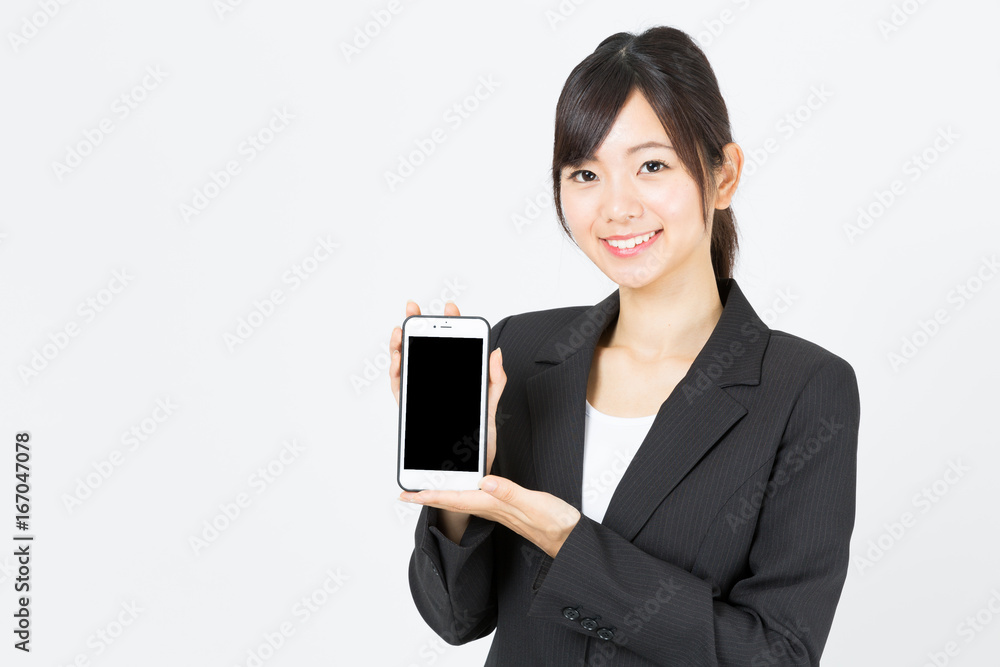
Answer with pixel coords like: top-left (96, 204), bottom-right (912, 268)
top-left (390, 26), bottom-right (860, 666)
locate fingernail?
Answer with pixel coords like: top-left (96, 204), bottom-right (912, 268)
top-left (481, 478), bottom-right (497, 492)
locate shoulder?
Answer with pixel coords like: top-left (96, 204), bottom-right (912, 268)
top-left (766, 329), bottom-right (850, 368)
top-left (765, 328), bottom-right (856, 375)
top-left (488, 303), bottom-right (588, 354)
top-left (764, 328), bottom-right (860, 412)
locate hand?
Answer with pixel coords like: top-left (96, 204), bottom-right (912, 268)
top-left (400, 476), bottom-right (583, 559)
top-left (389, 299), bottom-right (506, 476)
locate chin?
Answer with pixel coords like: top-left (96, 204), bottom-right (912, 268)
top-left (604, 267), bottom-right (664, 290)
top-left (620, 276), bottom-right (661, 291)
top-left (607, 257), bottom-right (671, 289)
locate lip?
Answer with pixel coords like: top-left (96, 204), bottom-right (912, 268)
top-left (601, 230), bottom-right (660, 241)
top-left (601, 229), bottom-right (662, 257)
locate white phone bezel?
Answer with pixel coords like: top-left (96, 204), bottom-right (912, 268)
top-left (397, 314), bottom-right (490, 492)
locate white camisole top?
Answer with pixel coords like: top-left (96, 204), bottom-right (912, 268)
top-left (581, 399), bottom-right (657, 524)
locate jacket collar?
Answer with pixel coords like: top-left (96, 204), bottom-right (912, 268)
top-left (525, 277), bottom-right (771, 540)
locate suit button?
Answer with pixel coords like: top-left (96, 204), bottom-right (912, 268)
top-left (597, 628), bottom-right (615, 641)
top-left (580, 617), bottom-right (599, 631)
top-left (562, 607), bottom-right (580, 621)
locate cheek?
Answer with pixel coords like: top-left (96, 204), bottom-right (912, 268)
top-left (561, 189), bottom-right (595, 234)
top-left (645, 178), bottom-right (702, 220)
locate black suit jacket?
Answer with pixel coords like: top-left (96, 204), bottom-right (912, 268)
top-left (407, 277), bottom-right (861, 666)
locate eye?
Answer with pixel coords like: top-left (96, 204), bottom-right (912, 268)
top-left (640, 160), bottom-right (668, 173)
top-left (567, 169), bottom-right (596, 183)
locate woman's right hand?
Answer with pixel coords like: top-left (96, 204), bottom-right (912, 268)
top-left (390, 300), bottom-right (506, 477)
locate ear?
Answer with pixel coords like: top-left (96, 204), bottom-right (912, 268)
top-left (713, 142), bottom-right (744, 210)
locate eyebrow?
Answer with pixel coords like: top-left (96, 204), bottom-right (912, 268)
top-left (625, 141), bottom-right (675, 156)
top-left (567, 141), bottom-right (675, 168)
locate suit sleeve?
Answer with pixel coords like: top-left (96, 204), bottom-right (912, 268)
top-left (406, 314), bottom-right (512, 645)
top-left (526, 356), bottom-right (861, 666)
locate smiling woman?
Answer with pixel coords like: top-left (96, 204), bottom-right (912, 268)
top-left (397, 24), bottom-right (860, 667)
top-left (552, 33), bottom-right (741, 289)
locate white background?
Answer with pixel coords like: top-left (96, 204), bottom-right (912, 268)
top-left (1, 1), bottom-right (998, 665)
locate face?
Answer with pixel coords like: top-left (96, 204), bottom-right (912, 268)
top-left (559, 89), bottom-right (726, 290)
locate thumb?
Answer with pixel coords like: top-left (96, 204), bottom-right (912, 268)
top-left (479, 475), bottom-right (512, 500)
top-left (491, 347), bottom-right (506, 384)
top-left (487, 348), bottom-right (507, 411)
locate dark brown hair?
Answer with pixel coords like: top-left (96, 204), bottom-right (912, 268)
top-left (552, 26), bottom-right (739, 279)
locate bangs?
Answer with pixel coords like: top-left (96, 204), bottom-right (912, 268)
top-left (554, 60), bottom-right (636, 171)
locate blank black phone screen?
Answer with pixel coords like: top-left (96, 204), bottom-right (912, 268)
top-left (403, 335), bottom-right (484, 472)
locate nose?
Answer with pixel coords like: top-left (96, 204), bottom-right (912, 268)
top-left (600, 176), bottom-right (644, 223)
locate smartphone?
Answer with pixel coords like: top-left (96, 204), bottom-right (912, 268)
top-left (397, 314), bottom-right (490, 492)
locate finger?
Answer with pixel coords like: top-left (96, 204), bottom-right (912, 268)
top-left (487, 348), bottom-right (507, 414)
top-left (393, 302), bottom-right (420, 372)
top-left (479, 475), bottom-right (515, 502)
top-left (390, 325), bottom-right (402, 399)
top-left (443, 301), bottom-right (461, 317)
top-left (400, 489), bottom-right (485, 512)
top-left (491, 348), bottom-right (506, 388)
top-left (392, 301), bottom-right (421, 399)
top-left (400, 489), bottom-right (465, 505)
top-left (390, 325), bottom-right (402, 363)
top-left (477, 476), bottom-right (530, 524)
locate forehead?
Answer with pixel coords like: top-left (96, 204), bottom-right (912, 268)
top-left (593, 91), bottom-right (672, 158)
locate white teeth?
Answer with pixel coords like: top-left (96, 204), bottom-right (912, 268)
top-left (606, 231), bottom-right (656, 249)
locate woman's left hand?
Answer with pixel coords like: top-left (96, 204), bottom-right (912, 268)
top-left (399, 476), bottom-right (582, 558)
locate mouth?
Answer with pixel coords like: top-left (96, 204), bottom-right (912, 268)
top-left (600, 229), bottom-right (662, 256)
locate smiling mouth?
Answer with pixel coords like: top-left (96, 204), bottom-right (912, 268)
top-left (601, 230), bottom-right (661, 249)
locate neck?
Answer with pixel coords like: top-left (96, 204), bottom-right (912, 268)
top-left (605, 264), bottom-right (724, 362)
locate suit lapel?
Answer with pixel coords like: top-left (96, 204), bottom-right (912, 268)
top-left (525, 278), bottom-right (770, 542)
